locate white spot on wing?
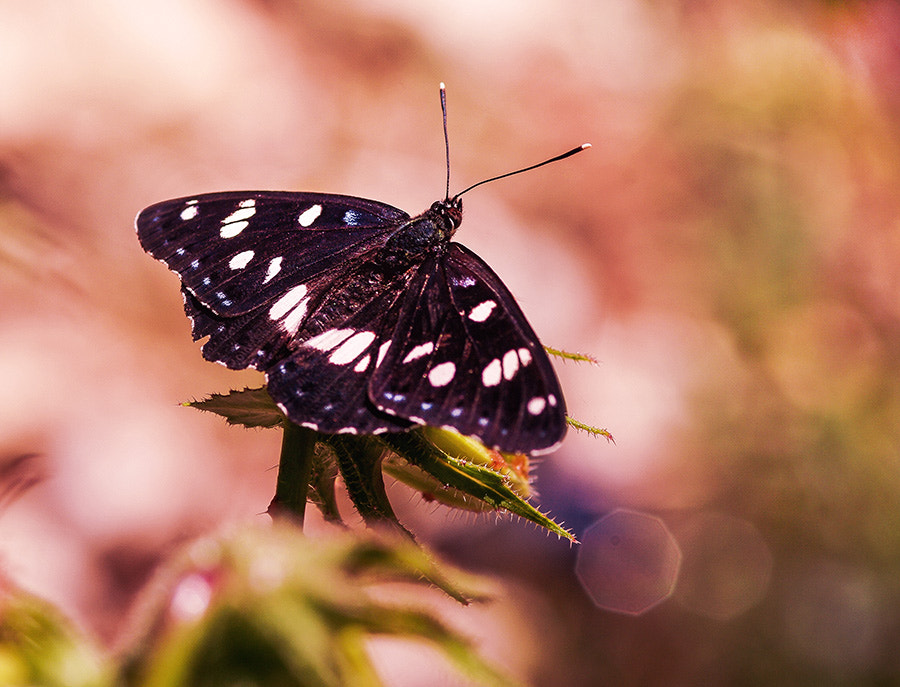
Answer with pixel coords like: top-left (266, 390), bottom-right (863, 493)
top-left (343, 209), bottom-right (360, 226)
top-left (468, 300), bottom-right (496, 322)
top-left (298, 204), bottom-right (322, 227)
top-left (502, 349), bottom-right (519, 380)
top-left (220, 221), bottom-right (248, 238)
top-left (282, 297), bottom-right (309, 334)
top-left (375, 341), bottom-right (391, 367)
top-left (548, 394), bottom-right (558, 407)
top-left (354, 354), bottom-right (371, 372)
top-left (229, 250), bottom-right (254, 270)
top-left (263, 257), bottom-right (283, 284)
top-left (180, 204), bottom-right (199, 220)
top-left (403, 342), bottom-right (434, 364)
top-left (222, 202), bottom-right (256, 225)
top-left (269, 284), bottom-right (308, 320)
top-left (329, 331), bottom-right (376, 365)
top-left (428, 361), bottom-right (456, 387)
top-left (482, 358), bottom-right (502, 387)
top-left (306, 327), bottom-right (355, 352)
top-left (527, 397), bottom-right (547, 415)
top-left (518, 348), bottom-right (532, 366)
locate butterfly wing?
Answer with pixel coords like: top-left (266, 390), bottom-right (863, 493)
top-left (184, 269), bottom-right (413, 434)
top-left (263, 263), bottom-right (415, 435)
top-left (370, 243), bottom-right (567, 454)
top-left (136, 191), bottom-right (409, 316)
top-left (179, 236), bottom-right (391, 370)
top-left (138, 190), bottom-right (417, 432)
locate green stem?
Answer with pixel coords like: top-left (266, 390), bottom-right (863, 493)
top-left (268, 421), bottom-right (318, 527)
top-left (327, 435), bottom-right (397, 524)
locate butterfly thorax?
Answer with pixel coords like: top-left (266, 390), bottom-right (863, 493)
top-left (383, 197), bottom-right (462, 264)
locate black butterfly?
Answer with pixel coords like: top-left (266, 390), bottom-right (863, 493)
top-left (136, 86), bottom-right (588, 455)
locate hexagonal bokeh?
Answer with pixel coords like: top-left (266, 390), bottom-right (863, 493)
top-left (575, 509), bottom-right (682, 615)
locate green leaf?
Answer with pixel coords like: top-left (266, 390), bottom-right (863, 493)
top-left (380, 430), bottom-right (576, 542)
top-left (186, 387), bottom-right (284, 428)
top-left (382, 428), bottom-right (531, 512)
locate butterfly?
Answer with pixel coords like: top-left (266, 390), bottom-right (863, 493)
top-left (136, 85), bottom-right (589, 455)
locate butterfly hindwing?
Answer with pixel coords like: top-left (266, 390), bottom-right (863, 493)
top-left (370, 243), bottom-right (567, 454)
top-left (136, 191), bottom-right (409, 317)
top-left (264, 262), bottom-right (415, 435)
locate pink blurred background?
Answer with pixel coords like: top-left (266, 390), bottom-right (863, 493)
top-left (2, 1), bottom-right (900, 684)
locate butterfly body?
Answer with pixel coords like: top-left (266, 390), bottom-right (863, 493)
top-left (383, 198), bottom-right (461, 263)
top-left (137, 185), bottom-right (566, 455)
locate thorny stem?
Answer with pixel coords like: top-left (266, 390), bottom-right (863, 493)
top-left (566, 416), bottom-right (616, 443)
top-left (268, 421), bottom-right (318, 527)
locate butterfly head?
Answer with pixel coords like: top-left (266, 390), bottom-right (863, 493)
top-left (432, 196), bottom-right (463, 237)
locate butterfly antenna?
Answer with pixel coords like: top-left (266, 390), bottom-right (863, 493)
top-left (453, 143), bottom-right (591, 200)
top-left (440, 82), bottom-right (451, 200)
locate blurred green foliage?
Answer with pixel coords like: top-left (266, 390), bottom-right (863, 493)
top-left (120, 525), bottom-right (514, 687)
top-left (0, 579), bottom-right (107, 687)
top-left (1, 526), bottom-right (517, 687)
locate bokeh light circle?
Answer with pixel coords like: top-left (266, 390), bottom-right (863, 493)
top-left (575, 509), bottom-right (681, 615)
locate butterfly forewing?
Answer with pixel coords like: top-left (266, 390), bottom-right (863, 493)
top-left (371, 243), bottom-right (567, 454)
top-left (137, 191), bottom-right (409, 316)
top-left (180, 235), bottom-right (396, 370)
